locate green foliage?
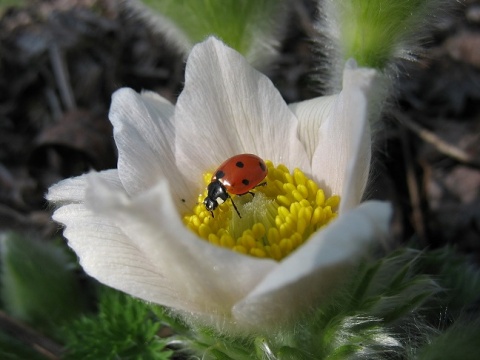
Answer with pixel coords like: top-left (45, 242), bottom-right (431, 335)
top-left (3, 231), bottom-right (477, 360)
top-left (288, 248), bottom-right (480, 360)
top-left (63, 287), bottom-right (172, 360)
top-left (415, 319), bottom-right (480, 360)
top-left (0, 232), bottom-right (85, 337)
top-left (286, 249), bottom-right (438, 359)
top-left (325, 0), bottom-right (444, 69)
top-left (0, 0), bottom-right (26, 13)
top-left (417, 246), bottom-right (480, 312)
top-left (138, 0), bottom-right (285, 64)
top-left (170, 248), bottom-right (480, 360)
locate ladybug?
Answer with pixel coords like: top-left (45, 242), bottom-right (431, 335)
top-left (204, 154), bottom-right (268, 218)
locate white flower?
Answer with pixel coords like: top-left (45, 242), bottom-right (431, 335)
top-left (47, 37), bottom-right (391, 333)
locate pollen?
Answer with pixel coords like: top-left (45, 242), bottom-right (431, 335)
top-left (183, 161), bottom-right (339, 261)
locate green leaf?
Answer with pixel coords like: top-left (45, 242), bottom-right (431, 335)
top-left (279, 249), bottom-right (440, 359)
top-left (416, 320), bottom-right (480, 360)
top-left (63, 287), bottom-right (172, 360)
top-left (133, 0), bottom-right (287, 65)
top-left (319, 0), bottom-right (449, 71)
top-left (349, 260), bottom-right (382, 307)
top-left (0, 0), bottom-right (26, 13)
top-left (150, 304), bottom-right (190, 334)
top-left (350, 0), bottom-right (436, 67)
top-left (418, 246), bottom-right (480, 312)
top-left (0, 232), bottom-right (85, 336)
top-left (341, 0), bottom-right (428, 67)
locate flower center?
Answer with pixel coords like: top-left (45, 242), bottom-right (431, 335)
top-left (183, 161), bottom-right (339, 261)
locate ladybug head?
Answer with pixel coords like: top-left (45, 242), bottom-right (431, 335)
top-left (204, 180), bottom-right (230, 218)
top-left (203, 196), bottom-right (218, 214)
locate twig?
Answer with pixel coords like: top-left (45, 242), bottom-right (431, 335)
top-left (399, 126), bottom-right (427, 246)
top-left (49, 43), bottom-right (76, 111)
top-left (0, 310), bottom-right (63, 360)
top-left (394, 111), bottom-right (480, 168)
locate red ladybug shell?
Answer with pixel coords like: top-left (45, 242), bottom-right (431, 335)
top-left (211, 154), bottom-right (268, 195)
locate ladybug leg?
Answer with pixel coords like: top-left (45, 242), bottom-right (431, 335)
top-left (229, 196), bottom-right (242, 218)
top-left (237, 191), bottom-right (256, 199)
top-left (243, 182), bottom-right (267, 198)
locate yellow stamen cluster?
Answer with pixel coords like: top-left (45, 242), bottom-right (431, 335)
top-left (183, 161), bottom-right (339, 261)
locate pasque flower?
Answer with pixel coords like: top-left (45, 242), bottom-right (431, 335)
top-left (47, 37), bottom-right (391, 333)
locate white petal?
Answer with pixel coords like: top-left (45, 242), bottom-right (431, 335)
top-left (46, 169), bottom-right (121, 206)
top-left (84, 174), bottom-right (277, 319)
top-left (232, 200), bottom-right (391, 328)
top-left (289, 94), bottom-right (336, 160)
top-left (109, 88), bottom-right (193, 211)
top-left (310, 61), bottom-right (377, 211)
top-left (175, 37), bottom-right (309, 188)
top-left (53, 203), bottom-right (195, 310)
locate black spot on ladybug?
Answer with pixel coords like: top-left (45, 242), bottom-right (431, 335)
top-left (215, 170), bottom-right (225, 179)
top-left (242, 179), bottom-right (250, 186)
top-left (235, 161), bottom-right (244, 168)
top-left (259, 161), bottom-right (266, 172)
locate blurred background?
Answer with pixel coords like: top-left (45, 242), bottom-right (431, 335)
top-left (0, 0), bottom-right (479, 357)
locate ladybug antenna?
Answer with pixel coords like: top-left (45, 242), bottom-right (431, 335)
top-left (230, 197), bottom-right (242, 218)
top-left (210, 210), bottom-right (214, 218)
